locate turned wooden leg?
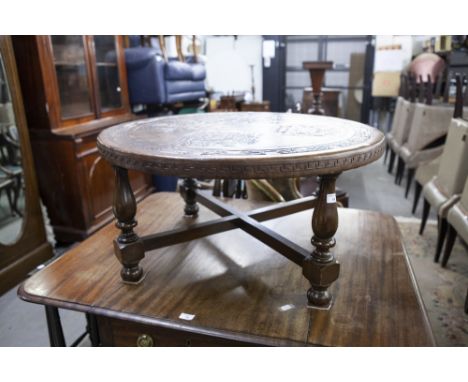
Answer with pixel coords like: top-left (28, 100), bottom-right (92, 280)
top-left (112, 166), bottom-right (145, 283)
top-left (303, 174), bottom-right (340, 308)
top-left (441, 225), bottom-right (457, 267)
top-left (420, 198), bottom-right (430, 235)
top-left (180, 178), bottom-right (199, 216)
top-left (412, 181), bottom-right (422, 214)
top-left (384, 143), bottom-right (389, 164)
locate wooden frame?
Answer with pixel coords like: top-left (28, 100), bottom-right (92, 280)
top-left (11, 35), bottom-right (151, 242)
top-left (0, 36), bottom-right (53, 295)
top-left (36, 35), bottom-right (130, 130)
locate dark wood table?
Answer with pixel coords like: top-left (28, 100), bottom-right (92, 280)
top-left (18, 193), bottom-right (434, 346)
top-left (96, 112), bottom-right (384, 308)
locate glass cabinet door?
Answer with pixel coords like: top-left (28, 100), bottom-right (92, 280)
top-left (50, 36), bottom-right (93, 119)
top-left (93, 36), bottom-right (123, 112)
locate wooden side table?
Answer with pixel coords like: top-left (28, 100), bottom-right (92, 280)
top-left (18, 193), bottom-right (434, 346)
top-left (96, 112), bottom-right (384, 308)
top-left (302, 61), bottom-right (334, 115)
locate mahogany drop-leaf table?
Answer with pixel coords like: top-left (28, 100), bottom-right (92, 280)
top-left (97, 112), bottom-right (385, 308)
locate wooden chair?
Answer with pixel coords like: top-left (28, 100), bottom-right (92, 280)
top-left (420, 76), bottom-right (468, 263)
top-left (441, 177), bottom-right (468, 267)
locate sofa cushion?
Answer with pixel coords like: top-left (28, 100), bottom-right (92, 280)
top-left (190, 63), bottom-right (206, 81)
top-left (165, 60), bottom-right (206, 81)
top-left (125, 48), bottom-right (163, 70)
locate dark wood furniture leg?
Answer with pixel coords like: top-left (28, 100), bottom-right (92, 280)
top-left (412, 181), bottom-right (422, 214)
top-left (395, 156), bottom-right (405, 185)
top-left (405, 168), bottom-right (415, 198)
top-left (86, 313), bottom-right (100, 346)
top-left (388, 149), bottom-right (396, 174)
top-left (420, 198), bottom-right (430, 235)
top-left (441, 224), bottom-right (457, 267)
top-left (45, 306), bottom-right (66, 347)
top-left (112, 166), bottom-right (145, 283)
top-left (434, 217), bottom-right (448, 263)
top-left (465, 288), bottom-right (468, 314)
top-left (303, 174), bottom-right (340, 308)
top-left (180, 178), bottom-right (199, 217)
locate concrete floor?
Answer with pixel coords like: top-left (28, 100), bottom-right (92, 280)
top-left (0, 156), bottom-right (437, 346)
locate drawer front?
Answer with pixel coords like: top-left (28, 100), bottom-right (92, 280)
top-left (97, 316), bottom-right (256, 347)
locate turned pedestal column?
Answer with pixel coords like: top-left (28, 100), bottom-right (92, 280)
top-left (303, 61), bottom-right (333, 115)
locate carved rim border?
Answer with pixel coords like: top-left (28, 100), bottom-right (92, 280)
top-left (97, 137), bottom-right (385, 179)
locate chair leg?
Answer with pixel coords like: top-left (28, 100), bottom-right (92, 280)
top-left (397, 159), bottom-right (406, 185)
top-left (465, 288), bottom-right (468, 314)
top-left (419, 198), bottom-right (430, 235)
top-left (394, 156), bottom-right (404, 184)
top-left (441, 225), bottom-right (457, 267)
top-left (412, 181), bottom-right (422, 214)
top-left (405, 168), bottom-right (415, 198)
top-left (434, 217), bottom-right (448, 263)
top-left (388, 150), bottom-right (396, 174)
top-left (5, 186), bottom-right (15, 216)
top-left (384, 143), bottom-right (389, 164)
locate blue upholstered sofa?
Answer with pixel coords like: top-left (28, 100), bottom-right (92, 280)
top-left (125, 40), bottom-right (206, 106)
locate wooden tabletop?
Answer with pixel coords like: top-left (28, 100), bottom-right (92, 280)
top-left (97, 112), bottom-right (385, 179)
top-left (19, 193), bottom-right (434, 346)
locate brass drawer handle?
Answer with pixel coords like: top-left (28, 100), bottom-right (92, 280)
top-left (136, 334), bottom-right (154, 347)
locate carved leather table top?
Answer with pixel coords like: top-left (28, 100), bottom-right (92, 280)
top-left (97, 112), bottom-right (385, 179)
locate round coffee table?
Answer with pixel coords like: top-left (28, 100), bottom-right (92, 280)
top-left (98, 112), bottom-right (384, 308)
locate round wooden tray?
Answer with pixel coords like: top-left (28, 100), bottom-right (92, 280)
top-left (97, 112), bottom-right (385, 179)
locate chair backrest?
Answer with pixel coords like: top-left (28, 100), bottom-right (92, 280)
top-left (404, 103), bottom-right (454, 152)
top-left (391, 98), bottom-right (417, 145)
top-left (436, 118), bottom-right (468, 196)
top-left (460, 177), bottom-right (468, 209)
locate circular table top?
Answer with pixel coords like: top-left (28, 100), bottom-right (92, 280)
top-left (97, 112), bottom-right (385, 179)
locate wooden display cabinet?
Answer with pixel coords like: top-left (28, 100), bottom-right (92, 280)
top-left (12, 36), bottom-right (152, 242)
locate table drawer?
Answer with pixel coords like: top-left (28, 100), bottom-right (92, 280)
top-left (97, 316), bottom-right (256, 347)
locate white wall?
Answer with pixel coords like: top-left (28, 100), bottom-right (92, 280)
top-left (203, 36), bottom-right (263, 100)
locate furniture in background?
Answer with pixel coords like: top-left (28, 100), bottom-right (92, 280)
top-left (12, 36), bottom-right (152, 242)
top-left (441, 177), bottom-right (468, 267)
top-left (0, 36), bottom-right (53, 295)
top-left (19, 193), bottom-right (434, 347)
top-left (240, 101), bottom-right (270, 112)
top-left (301, 89), bottom-right (340, 117)
top-left (97, 112), bottom-right (384, 307)
top-left (0, 103), bottom-right (22, 216)
top-left (420, 78), bottom-right (468, 263)
top-left (385, 74), bottom-right (415, 172)
top-left (302, 61), bottom-right (333, 115)
top-left (124, 36), bottom-right (206, 108)
top-left (443, 50), bottom-right (468, 103)
top-left (398, 95), bottom-right (454, 196)
top-left (412, 156), bottom-right (441, 214)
